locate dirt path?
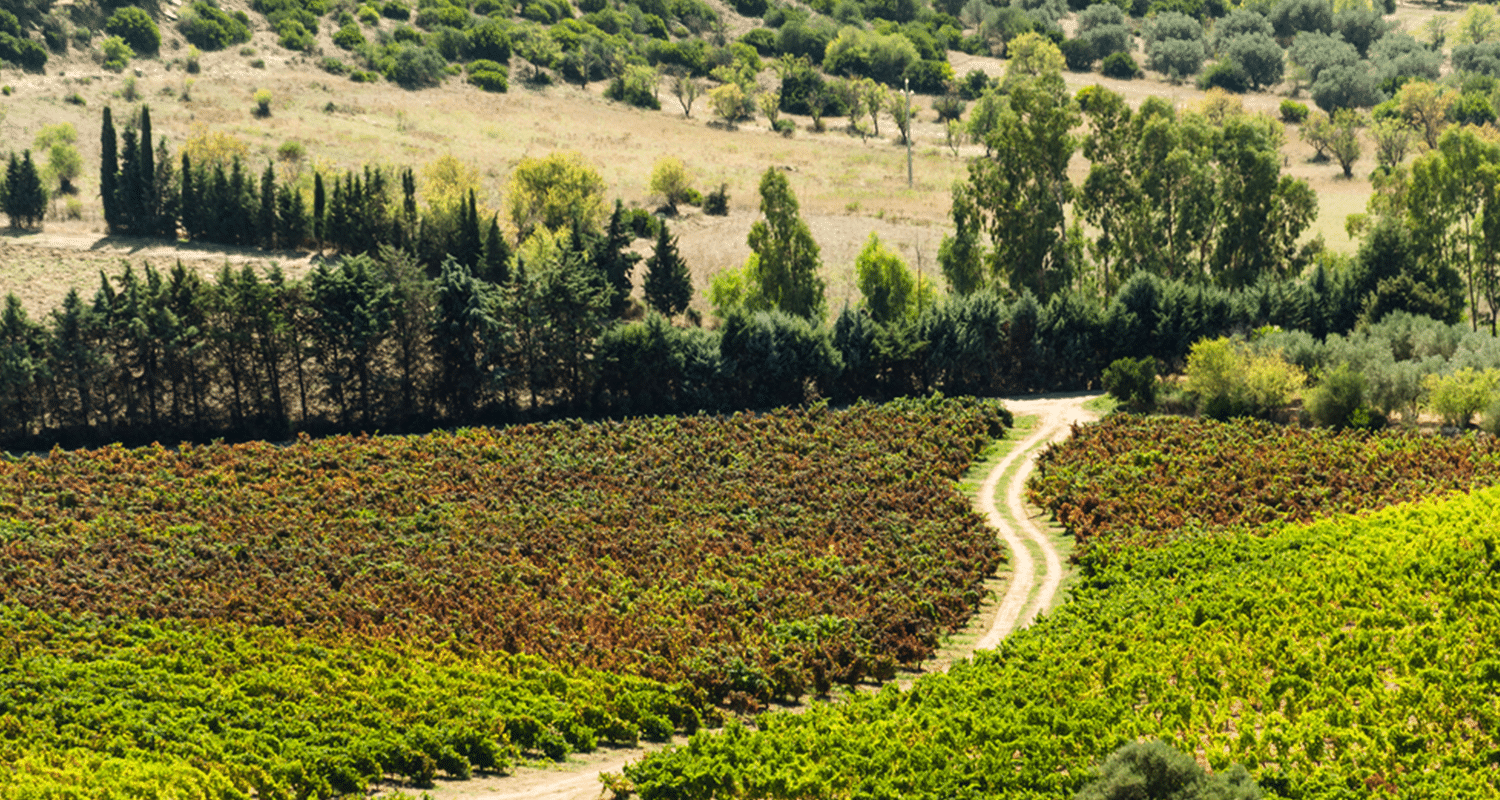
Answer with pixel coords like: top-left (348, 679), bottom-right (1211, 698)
top-left (375, 394), bottom-right (1101, 800)
top-left (973, 394), bottom-right (1099, 649)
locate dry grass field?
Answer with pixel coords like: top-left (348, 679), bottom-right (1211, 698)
top-left (0, 0), bottom-right (1467, 320)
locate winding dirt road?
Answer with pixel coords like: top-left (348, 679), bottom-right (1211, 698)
top-left (376, 393), bottom-right (1100, 800)
top-left (973, 394), bottom-right (1099, 649)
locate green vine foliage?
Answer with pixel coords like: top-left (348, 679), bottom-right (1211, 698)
top-left (627, 485), bottom-right (1500, 799)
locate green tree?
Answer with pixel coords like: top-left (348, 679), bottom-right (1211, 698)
top-left (35, 123), bottom-right (82, 196)
top-left (644, 221), bottom-right (693, 317)
top-left (1407, 125), bottom-right (1500, 332)
top-left (3, 150), bottom-right (47, 229)
top-left (744, 167), bottom-right (826, 320)
top-left (854, 232), bottom-right (930, 323)
top-left (649, 156), bottom-right (694, 213)
top-left (962, 72), bottom-right (1078, 298)
top-left (305, 254), bottom-right (395, 425)
top-left (505, 150), bottom-right (606, 239)
top-left (101, 107), bottom-right (120, 232)
top-left (430, 256), bottom-right (498, 419)
top-left (0, 294), bottom-right (47, 440)
top-left (1327, 108), bottom-right (1363, 178)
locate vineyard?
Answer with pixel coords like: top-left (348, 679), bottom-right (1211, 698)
top-left (1026, 415), bottom-right (1500, 556)
top-left (0, 397), bottom-right (1013, 796)
top-left (625, 484), bottom-right (1500, 799)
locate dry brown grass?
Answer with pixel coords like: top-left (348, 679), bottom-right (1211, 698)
top-left (0, 0), bottom-right (1468, 319)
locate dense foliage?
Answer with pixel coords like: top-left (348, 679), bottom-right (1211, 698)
top-left (1026, 414), bottom-right (1500, 554)
top-left (626, 482), bottom-right (1500, 799)
top-left (0, 399), bottom-right (1008, 707)
top-left (0, 611), bottom-right (700, 796)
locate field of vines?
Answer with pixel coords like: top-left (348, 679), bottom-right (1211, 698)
top-left (625, 485), bottom-right (1500, 799)
top-left (0, 612), bottom-right (699, 796)
top-left (0, 398), bottom-right (1012, 796)
top-left (1026, 416), bottom-right (1500, 556)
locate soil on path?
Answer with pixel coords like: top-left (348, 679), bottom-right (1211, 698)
top-left (374, 393), bottom-right (1101, 800)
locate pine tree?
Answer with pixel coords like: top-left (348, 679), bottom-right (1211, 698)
top-left (596, 199), bottom-right (640, 316)
top-left (3, 151), bottom-right (47, 229)
top-left (101, 107), bottom-right (120, 233)
top-left (482, 214), bottom-right (511, 284)
top-left (644, 221), bottom-right (693, 317)
top-left (179, 152), bottom-right (197, 239)
top-left (313, 171), bottom-right (325, 250)
top-left (259, 161), bottom-right (277, 249)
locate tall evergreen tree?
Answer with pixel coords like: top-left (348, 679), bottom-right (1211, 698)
top-left (0, 294), bottom-right (47, 440)
top-left (3, 151), bottom-right (47, 229)
top-left (275, 183), bottom-right (308, 248)
top-left (179, 152), bottom-right (197, 239)
top-left (644, 221), bottom-right (693, 318)
top-left (482, 215), bottom-right (511, 284)
top-left (431, 256), bottom-right (496, 418)
top-left (312, 171), bottom-right (325, 250)
top-left (596, 199), bottom-right (639, 315)
top-left (138, 105), bottom-right (155, 233)
top-left (117, 125), bottom-right (141, 235)
top-left (100, 107), bottom-right (119, 233)
top-left (259, 162), bottom-right (277, 249)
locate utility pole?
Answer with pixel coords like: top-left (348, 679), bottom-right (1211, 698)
top-left (905, 77), bottom-right (913, 189)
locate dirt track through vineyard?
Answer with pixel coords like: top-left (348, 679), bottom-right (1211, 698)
top-left (376, 394), bottom-right (1099, 800)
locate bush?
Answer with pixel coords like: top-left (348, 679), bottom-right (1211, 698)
top-left (1184, 336), bottom-right (1306, 420)
top-left (321, 56), bottom-right (349, 74)
top-left (903, 59), bottom-right (954, 94)
top-left (253, 88), bottom-right (273, 117)
top-left (1424, 368), bottom-right (1500, 428)
top-left (0, 33), bottom-right (48, 71)
top-left (388, 44), bottom-right (448, 88)
top-left (275, 18), bottom-right (315, 51)
top-left (1305, 362), bottom-right (1375, 430)
top-left (605, 64), bottom-right (661, 109)
top-left (1100, 51), bottom-right (1140, 79)
top-left (1198, 60), bottom-right (1248, 92)
top-left (100, 35), bottom-right (134, 71)
top-left (740, 28), bottom-right (777, 56)
top-left (105, 7), bottom-right (159, 55)
top-left (383, 0), bottom-right (412, 18)
top-left (179, 2), bottom-right (252, 51)
top-left (1077, 741), bottom-right (1263, 800)
top-left (468, 66), bottom-right (508, 91)
top-left (703, 183), bottom-right (729, 216)
top-left (333, 22), bottom-right (366, 49)
top-left (1102, 356), bottom-right (1159, 411)
top-left (1280, 98), bottom-right (1309, 123)
top-left (1060, 38), bottom-right (1094, 71)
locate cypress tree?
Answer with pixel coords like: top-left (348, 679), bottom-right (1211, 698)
top-left (179, 153), bottom-right (196, 239)
top-left (152, 138), bottom-right (177, 238)
top-left (117, 126), bottom-right (140, 235)
top-left (459, 189), bottom-right (484, 270)
top-left (4, 151), bottom-right (47, 229)
top-left (482, 214), bottom-right (511, 284)
top-left (276, 183), bottom-right (308, 248)
top-left (258, 161), bottom-right (277, 249)
top-left (139, 105), bottom-right (155, 233)
top-left (644, 221), bottom-right (693, 317)
top-left (101, 107), bottom-right (119, 233)
top-left (312, 171), bottom-right (325, 250)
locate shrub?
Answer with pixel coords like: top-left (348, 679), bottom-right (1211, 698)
top-left (703, 183), bottom-right (729, 216)
top-left (1280, 98), bottom-right (1309, 123)
top-left (1102, 356), bottom-right (1159, 411)
top-left (100, 36), bottom-right (134, 72)
top-left (1184, 336), bottom-right (1306, 420)
top-left (1305, 362), bottom-right (1375, 430)
top-left (1424, 368), bottom-right (1500, 428)
top-left (1199, 61), bottom-right (1248, 92)
top-left (64, 91), bottom-right (85, 105)
top-left (388, 44), bottom-right (448, 88)
top-left (253, 88), bottom-right (273, 117)
top-left (649, 156), bottom-right (694, 211)
top-left (1061, 38), bottom-right (1094, 71)
top-left (0, 34), bottom-right (48, 71)
top-left (105, 7), bottom-right (160, 55)
top-left (383, 1), bottom-right (412, 19)
top-left (468, 65), bottom-right (508, 92)
top-left (275, 18), bottom-right (315, 51)
top-left (740, 28), bottom-right (777, 56)
top-left (605, 64), bottom-right (661, 109)
top-left (392, 24), bottom-right (423, 44)
top-left (417, 3), bottom-right (471, 28)
top-left (1100, 51), bottom-right (1140, 79)
top-left (321, 56), bottom-right (349, 74)
top-left (179, 2), bottom-right (252, 51)
top-left (333, 23), bottom-right (366, 49)
top-left (1077, 741), bottom-right (1262, 800)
